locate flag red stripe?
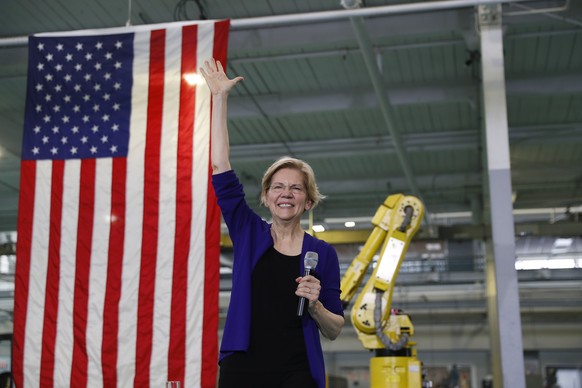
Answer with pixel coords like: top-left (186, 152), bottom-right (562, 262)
top-left (40, 160), bottom-right (65, 387)
top-left (168, 23), bottom-right (198, 382)
top-left (135, 29), bottom-right (165, 388)
top-left (13, 160), bottom-right (37, 388)
top-left (102, 157), bottom-right (127, 386)
top-left (201, 19), bottom-right (231, 388)
top-left (202, 166), bottom-right (220, 388)
top-left (70, 159), bottom-right (97, 387)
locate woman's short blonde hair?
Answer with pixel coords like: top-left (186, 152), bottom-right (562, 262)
top-left (260, 156), bottom-right (325, 209)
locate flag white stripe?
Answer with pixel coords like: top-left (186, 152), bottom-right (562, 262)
top-left (53, 160), bottom-right (81, 386)
top-left (24, 160), bottom-right (53, 387)
top-left (86, 158), bottom-right (113, 387)
top-left (186, 22), bottom-right (215, 387)
top-left (150, 26), bottom-right (182, 386)
top-left (117, 29), bottom-right (150, 388)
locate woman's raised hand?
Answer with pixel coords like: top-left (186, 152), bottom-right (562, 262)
top-left (200, 58), bottom-right (244, 96)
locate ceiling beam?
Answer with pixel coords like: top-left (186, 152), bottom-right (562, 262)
top-left (351, 16), bottom-right (423, 203)
top-left (226, 74), bottom-right (582, 119)
top-left (438, 221), bottom-right (582, 239)
top-left (228, 123), bottom-right (582, 161)
top-left (228, 10), bottom-right (473, 54)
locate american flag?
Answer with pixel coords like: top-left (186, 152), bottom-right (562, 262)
top-left (14, 19), bottom-right (229, 387)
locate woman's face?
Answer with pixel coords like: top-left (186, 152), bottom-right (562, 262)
top-left (265, 168), bottom-right (312, 222)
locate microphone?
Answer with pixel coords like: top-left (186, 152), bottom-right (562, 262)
top-left (297, 251), bottom-right (319, 317)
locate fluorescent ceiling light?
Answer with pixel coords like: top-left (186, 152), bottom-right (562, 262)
top-left (312, 224), bottom-right (325, 233)
top-left (515, 257), bottom-right (580, 270)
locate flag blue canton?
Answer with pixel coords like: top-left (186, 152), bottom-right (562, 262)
top-left (22, 33), bottom-right (134, 160)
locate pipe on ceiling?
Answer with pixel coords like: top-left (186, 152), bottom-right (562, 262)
top-left (231, 0), bottom-right (529, 29)
top-left (349, 16), bottom-right (426, 208)
top-left (0, 0), bottom-right (531, 48)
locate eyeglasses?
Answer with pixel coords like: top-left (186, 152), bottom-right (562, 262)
top-left (269, 183), bottom-right (306, 195)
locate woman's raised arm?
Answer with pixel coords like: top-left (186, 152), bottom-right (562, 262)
top-left (200, 59), bottom-right (244, 174)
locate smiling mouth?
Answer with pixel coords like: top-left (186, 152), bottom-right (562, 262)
top-left (278, 203), bottom-right (293, 208)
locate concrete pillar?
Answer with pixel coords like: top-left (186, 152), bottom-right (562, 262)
top-left (478, 4), bottom-right (526, 387)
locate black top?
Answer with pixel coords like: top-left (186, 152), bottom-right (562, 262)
top-left (222, 246), bottom-right (309, 372)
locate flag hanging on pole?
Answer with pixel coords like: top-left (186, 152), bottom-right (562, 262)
top-left (14, 19), bottom-right (229, 388)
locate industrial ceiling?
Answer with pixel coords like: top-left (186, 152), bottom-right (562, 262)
top-left (0, 0), bottom-right (581, 236)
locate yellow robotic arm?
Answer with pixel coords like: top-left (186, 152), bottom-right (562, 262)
top-left (340, 194), bottom-right (425, 387)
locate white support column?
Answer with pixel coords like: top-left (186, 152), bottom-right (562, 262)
top-left (478, 4), bottom-right (526, 388)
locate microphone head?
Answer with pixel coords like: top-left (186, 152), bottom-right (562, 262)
top-left (304, 251), bottom-right (319, 270)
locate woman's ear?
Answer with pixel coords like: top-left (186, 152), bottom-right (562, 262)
top-left (305, 200), bottom-right (313, 211)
